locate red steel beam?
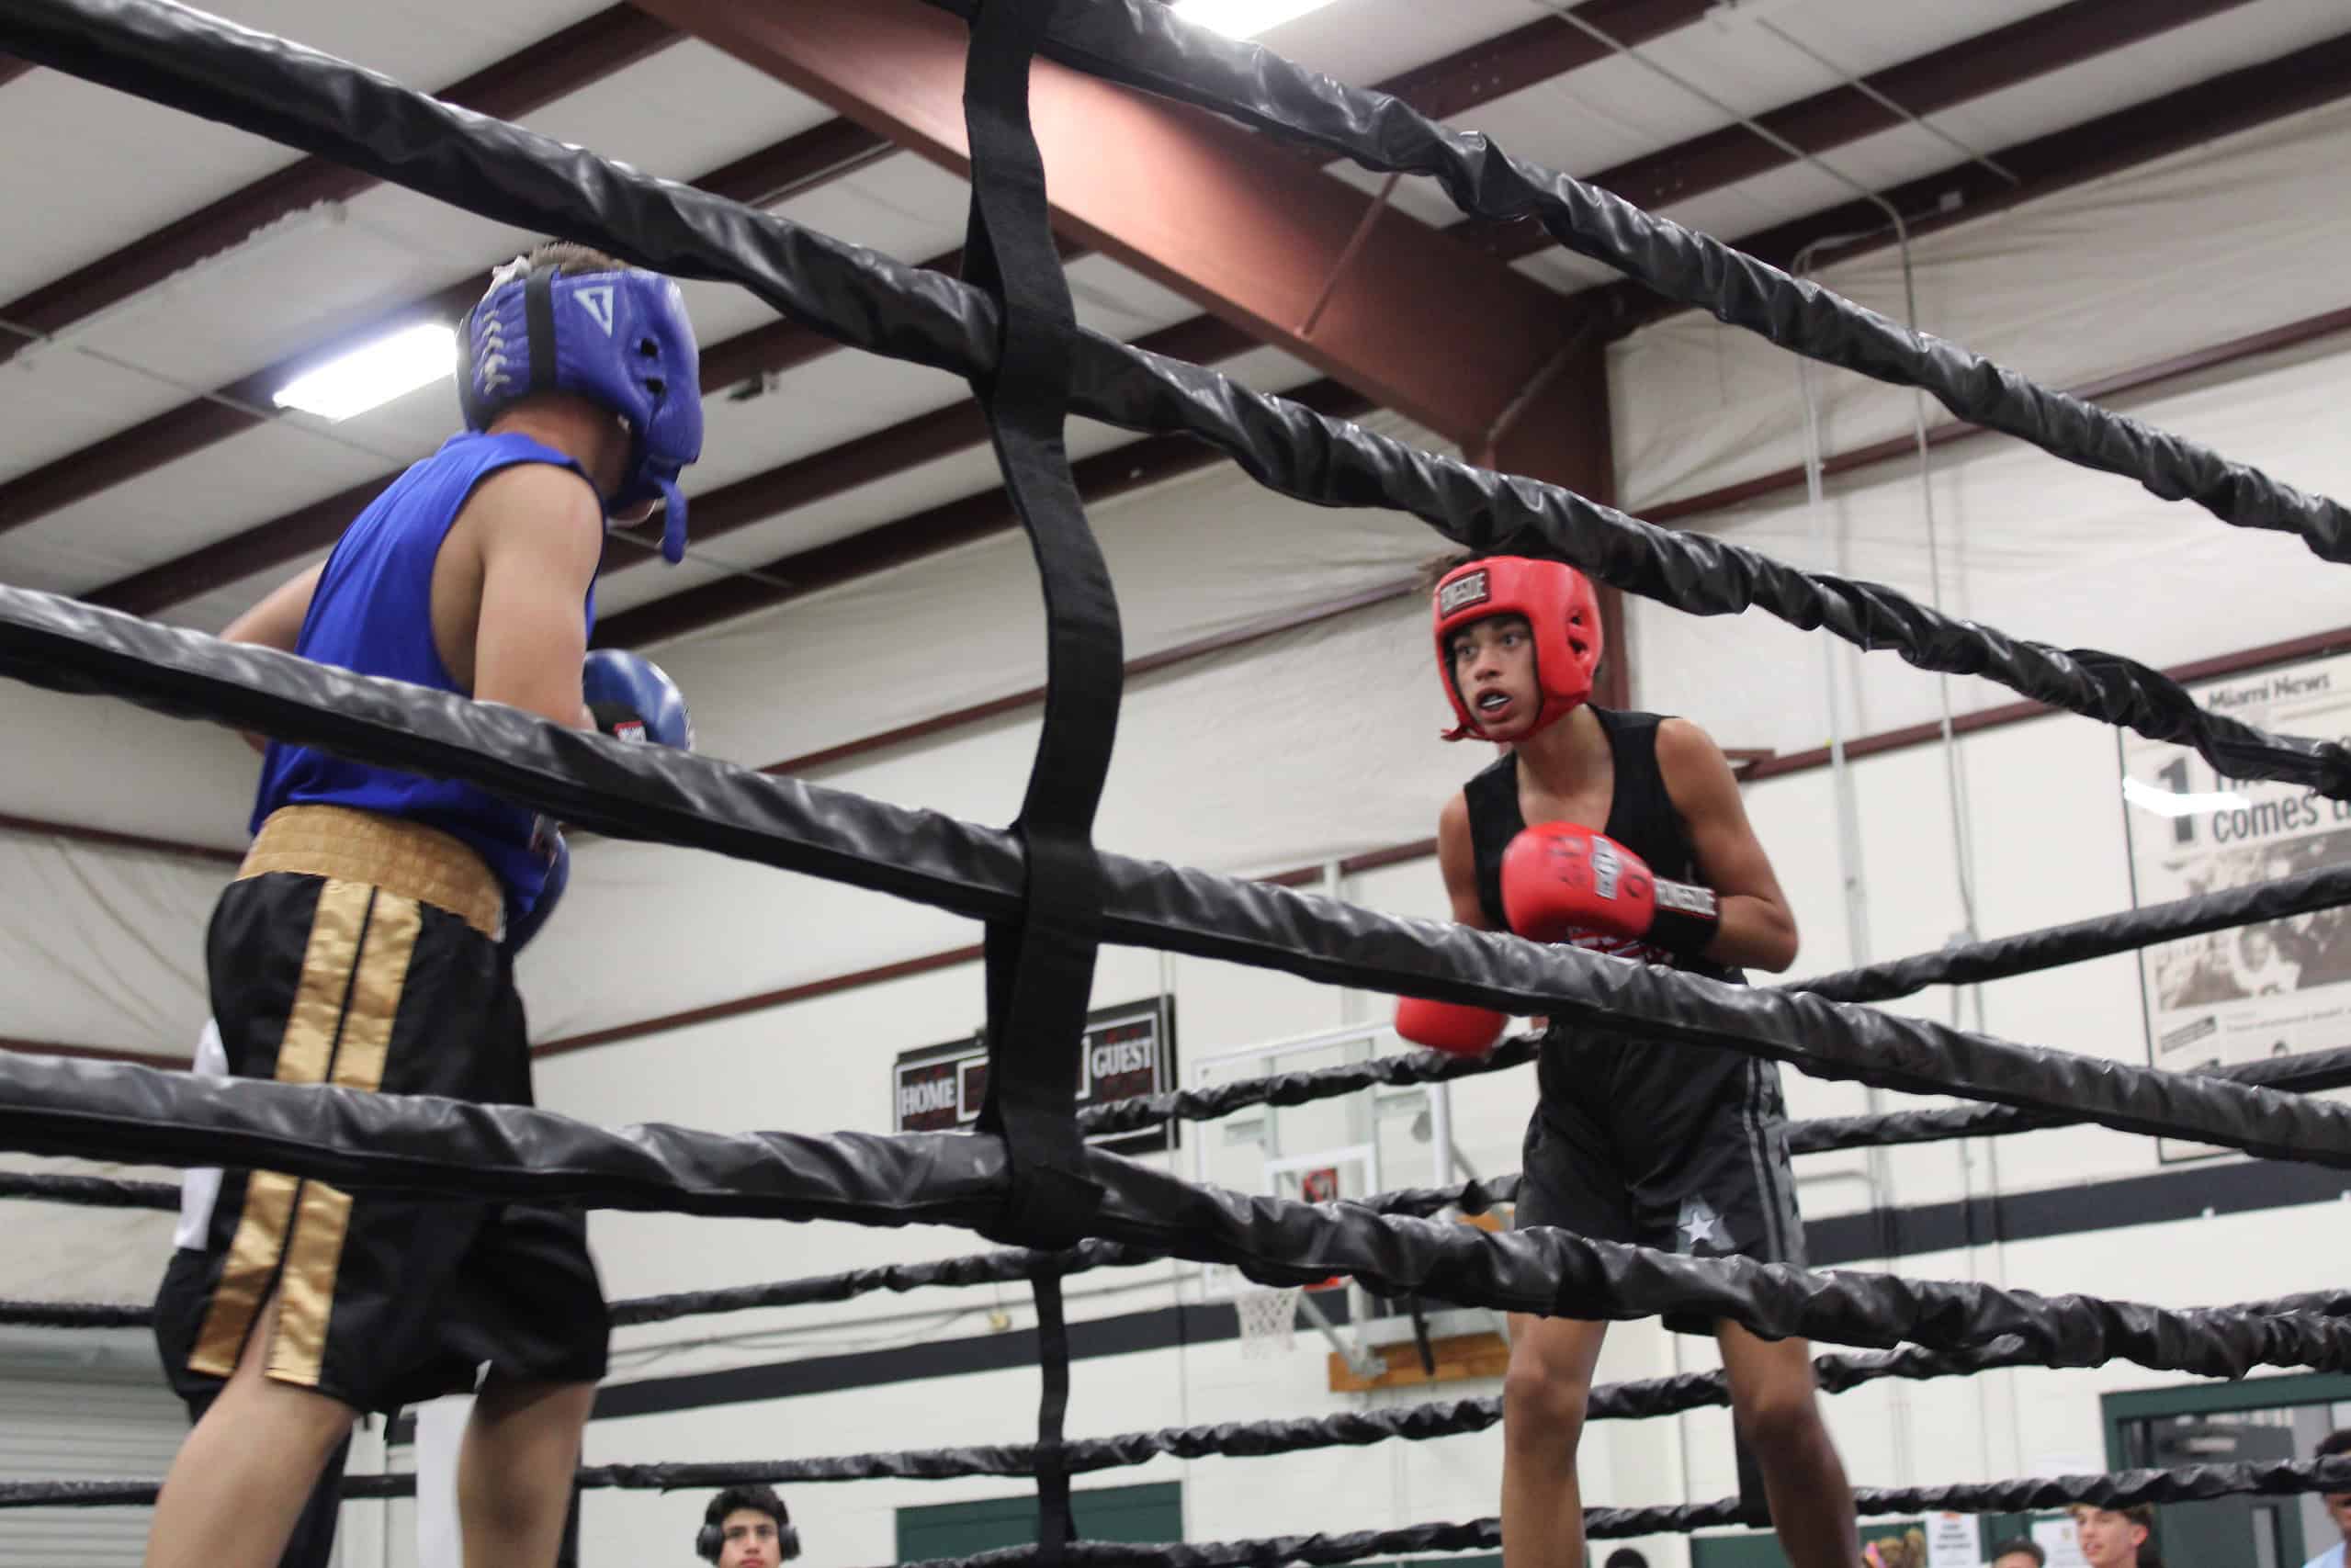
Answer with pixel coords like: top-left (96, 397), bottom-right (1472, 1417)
top-left (629, 0), bottom-right (1595, 448)
top-left (85, 1), bottom-right (1677, 614)
top-left (1462, 0), bottom-right (2259, 264)
top-left (0, 5), bottom-right (677, 371)
top-left (7, 5), bottom-right (1681, 553)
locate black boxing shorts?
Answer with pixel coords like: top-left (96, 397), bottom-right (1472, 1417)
top-left (175, 805), bottom-right (607, 1415)
top-left (1515, 1021), bottom-right (1804, 1334)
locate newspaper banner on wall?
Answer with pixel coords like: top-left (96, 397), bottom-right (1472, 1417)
top-left (2119, 650), bottom-right (2351, 1160)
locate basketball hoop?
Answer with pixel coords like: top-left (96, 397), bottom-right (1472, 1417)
top-left (1235, 1282), bottom-right (1305, 1357)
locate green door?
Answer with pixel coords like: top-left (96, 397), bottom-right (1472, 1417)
top-left (898, 1482), bottom-right (1183, 1562)
top-left (2105, 1374), bottom-right (2351, 1568)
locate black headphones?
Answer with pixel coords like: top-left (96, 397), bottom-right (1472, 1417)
top-left (695, 1486), bottom-right (800, 1563)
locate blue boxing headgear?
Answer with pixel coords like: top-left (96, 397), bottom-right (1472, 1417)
top-left (459, 258), bottom-right (703, 564)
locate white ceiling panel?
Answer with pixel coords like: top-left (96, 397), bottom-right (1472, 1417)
top-left (512, 39), bottom-right (836, 188)
top-left (1212, 342), bottom-right (1324, 394)
top-left (686, 354), bottom-right (971, 492)
top-left (55, 198), bottom-right (515, 400)
top-left (770, 153), bottom-right (971, 265)
top-left (0, 73), bottom-right (307, 304)
top-left (0, 348), bottom-right (211, 484)
top-left (614, 440), bottom-right (1037, 610)
top-left (603, 344), bottom-right (1336, 634)
top-left (169, 548), bottom-right (333, 637)
top-left (1725, 0), bottom-right (2071, 88)
top-left (0, 415), bottom-right (398, 596)
top-left (1669, 157), bottom-right (1881, 242)
top-left (588, 549), bottom-right (741, 619)
top-left (673, 278), bottom-right (807, 358)
top-left (0, 0), bottom-right (625, 305)
top-left (1924, 0), bottom-right (2351, 166)
top-left (1064, 255), bottom-right (1214, 343)
top-left (40, 49), bottom-right (845, 401)
top-left (597, 410), bottom-right (1167, 621)
top-left (1248, 0), bottom-right (1535, 94)
top-left (1509, 243), bottom-right (1628, 294)
top-left (198, 0), bottom-right (626, 98)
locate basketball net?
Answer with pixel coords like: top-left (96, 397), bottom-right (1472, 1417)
top-left (1235, 1283), bottom-right (1304, 1357)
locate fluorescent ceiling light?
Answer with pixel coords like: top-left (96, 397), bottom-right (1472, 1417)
top-left (273, 322), bottom-right (457, 423)
top-left (1170, 0), bottom-right (1340, 40)
top-left (2121, 775), bottom-right (2251, 819)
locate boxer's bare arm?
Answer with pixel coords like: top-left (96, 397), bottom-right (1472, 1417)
top-left (220, 564), bottom-right (326, 751)
top-left (458, 465), bottom-right (604, 731)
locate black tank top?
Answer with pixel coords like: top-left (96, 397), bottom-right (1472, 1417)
top-left (1462, 706), bottom-right (1737, 984)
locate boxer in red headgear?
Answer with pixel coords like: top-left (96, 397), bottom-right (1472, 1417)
top-left (1395, 553), bottom-right (1861, 1568)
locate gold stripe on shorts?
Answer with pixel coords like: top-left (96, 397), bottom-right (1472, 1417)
top-left (188, 879), bottom-right (374, 1379)
top-left (267, 889), bottom-right (420, 1388)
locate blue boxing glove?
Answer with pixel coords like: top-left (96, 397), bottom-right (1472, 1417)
top-left (582, 649), bottom-right (692, 750)
top-left (503, 829), bottom-right (569, 959)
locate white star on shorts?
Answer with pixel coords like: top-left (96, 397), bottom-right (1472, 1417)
top-left (1678, 1197), bottom-right (1729, 1254)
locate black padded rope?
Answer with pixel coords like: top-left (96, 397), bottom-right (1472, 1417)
top-left (12, 1392), bottom-right (2351, 1513)
top-left (961, 0), bottom-right (1120, 1253)
top-left (1786, 1042), bottom-right (2351, 1156)
top-left (0, 1299), bottom-right (152, 1329)
top-left (1794, 860), bottom-right (2351, 1007)
top-left (4, 591), bottom-right (2350, 1168)
top-left (1024, 0), bottom-right (2351, 563)
top-left (5, 1), bottom-right (2348, 799)
top-left (5, 1055), bottom-right (2350, 1377)
top-left (0, 1237), bottom-right (1170, 1331)
top-left (0, 899), bottom-right (2129, 1213)
top-left (860, 1458), bottom-right (2351, 1568)
top-left (0, 1169), bottom-right (175, 1210)
top-left (1082, 1034), bottom-right (2351, 1156)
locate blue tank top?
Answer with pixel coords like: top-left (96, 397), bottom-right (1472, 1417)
top-left (252, 431), bottom-right (599, 916)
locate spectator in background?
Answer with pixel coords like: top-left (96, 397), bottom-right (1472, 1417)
top-left (2303, 1428), bottom-right (2351, 1568)
top-left (1989, 1539), bottom-right (2045, 1568)
top-left (697, 1484), bottom-right (799, 1568)
top-left (2071, 1505), bottom-right (2157, 1568)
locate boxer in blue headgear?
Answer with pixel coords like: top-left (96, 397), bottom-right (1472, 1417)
top-left (459, 249), bottom-right (704, 562)
top-left (148, 242), bottom-right (701, 1568)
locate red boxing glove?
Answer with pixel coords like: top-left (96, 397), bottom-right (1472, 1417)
top-left (1395, 996), bottom-right (1507, 1056)
top-left (1500, 821), bottom-right (1721, 961)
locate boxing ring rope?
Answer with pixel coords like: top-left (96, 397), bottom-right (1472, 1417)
top-left (876, 1452), bottom-right (2351, 1568)
top-left (13, 850), bottom-right (2351, 1224)
top-left (6, 0), bottom-right (2351, 800)
top-left (6, 590), bottom-right (2349, 1167)
top-left (0, 0), bottom-right (2347, 1556)
top-left (6, 1054), bottom-right (2349, 1378)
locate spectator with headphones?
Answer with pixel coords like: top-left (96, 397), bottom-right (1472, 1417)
top-left (698, 1485), bottom-right (799, 1568)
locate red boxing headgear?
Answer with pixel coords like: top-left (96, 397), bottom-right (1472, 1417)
top-left (1432, 556), bottom-right (1604, 741)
